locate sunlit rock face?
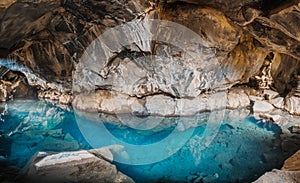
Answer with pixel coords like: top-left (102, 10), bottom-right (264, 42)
top-left (0, 0), bottom-right (299, 104)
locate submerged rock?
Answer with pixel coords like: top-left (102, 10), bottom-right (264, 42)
top-left (24, 150), bottom-right (134, 183)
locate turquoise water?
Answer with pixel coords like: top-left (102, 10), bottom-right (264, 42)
top-left (0, 100), bottom-right (291, 182)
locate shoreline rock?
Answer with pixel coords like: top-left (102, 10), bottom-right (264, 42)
top-left (254, 150), bottom-right (300, 183)
top-left (72, 88), bottom-right (250, 117)
top-left (23, 148), bottom-right (134, 183)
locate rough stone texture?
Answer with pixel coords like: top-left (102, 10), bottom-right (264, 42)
top-left (73, 88), bottom-right (252, 116)
top-left (24, 150), bottom-right (134, 183)
top-left (285, 95), bottom-right (300, 115)
top-left (226, 88), bottom-right (250, 109)
top-left (270, 97), bottom-right (284, 109)
top-left (283, 150), bottom-right (300, 171)
top-left (263, 89), bottom-right (279, 100)
top-left (2, 0), bottom-right (147, 92)
top-left (254, 169), bottom-right (300, 183)
top-left (271, 53), bottom-right (300, 95)
top-left (0, 0), bottom-right (298, 101)
top-left (253, 100), bottom-right (275, 113)
top-left (255, 150), bottom-right (300, 183)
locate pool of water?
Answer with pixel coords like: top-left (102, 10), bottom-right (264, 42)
top-left (0, 100), bottom-right (293, 182)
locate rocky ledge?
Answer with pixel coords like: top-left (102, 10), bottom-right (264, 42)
top-left (255, 149), bottom-right (300, 182)
top-left (23, 147), bottom-right (134, 183)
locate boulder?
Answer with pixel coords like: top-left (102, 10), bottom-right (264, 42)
top-left (254, 169), bottom-right (300, 183)
top-left (282, 150), bottom-right (300, 171)
top-left (226, 89), bottom-right (250, 109)
top-left (255, 150), bottom-right (300, 183)
top-left (24, 150), bottom-right (134, 183)
top-left (253, 101), bottom-right (274, 113)
top-left (285, 95), bottom-right (300, 115)
top-left (263, 89), bottom-right (279, 100)
top-left (270, 97), bottom-right (284, 109)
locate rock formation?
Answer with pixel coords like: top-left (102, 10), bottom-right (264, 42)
top-left (24, 148), bottom-right (134, 183)
top-left (0, 0), bottom-right (298, 107)
top-left (254, 149), bottom-right (300, 182)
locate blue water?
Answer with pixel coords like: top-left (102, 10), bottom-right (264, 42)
top-left (0, 100), bottom-right (290, 182)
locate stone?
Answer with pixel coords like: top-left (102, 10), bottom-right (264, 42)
top-left (58, 94), bottom-right (73, 105)
top-left (254, 169), bottom-right (300, 183)
top-left (226, 89), bottom-right (250, 109)
top-left (255, 150), bottom-right (300, 183)
top-left (291, 125), bottom-right (300, 134)
top-left (282, 150), bottom-right (300, 171)
top-left (270, 97), bottom-right (284, 109)
top-left (249, 95), bottom-right (264, 102)
top-left (285, 95), bottom-right (300, 115)
top-left (24, 150), bottom-right (134, 183)
top-left (145, 95), bottom-right (176, 116)
top-left (263, 89), bottom-right (279, 100)
top-left (175, 97), bottom-right (207, 116)
top-left (73, 90), bottom-right (146, 115)
top-left (271, 53), bottom-right (300, 95)
top-left (257, 113), bottom-right (282, 124)
top-left (253, 101), bottom-right (274, 113)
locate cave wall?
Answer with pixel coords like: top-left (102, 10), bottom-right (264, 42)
top-left (0, 0), bottom-right (299, 97)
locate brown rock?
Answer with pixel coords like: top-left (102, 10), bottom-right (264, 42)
top-left (283, 150), bottom-right (300, 171)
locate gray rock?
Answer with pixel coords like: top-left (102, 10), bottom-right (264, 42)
top-left (253, 101), bottom-right (274, 113)
top-left (24, 150), bottom-right (134, 183)
top-left (145, 95), bottom-right (176, 116)
top-left (254, 169), bottom-right (300, 183)
top-left (255, 150), bottom-right (300, 182)
top-left (263, 90), bottom-right (279, 100)
top-left (270, 97), bottom-right (284, 109)
top-left (285, 95), bottom-right (300, 115)
top-left (226, 89), bottom-right (250, 109)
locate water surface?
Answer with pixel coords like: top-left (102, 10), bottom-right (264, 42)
top-left (0, 100), bottom-right (291, 182)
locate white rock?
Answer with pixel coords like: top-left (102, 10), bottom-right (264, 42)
top-left (175, 97), bottom-right (207, 116)
top-left (270, 97), bottom-right (284, 109)
top-left (285, 95), bottom-right (300, 115)
top-left (253, 100), bottom-right (274, 113)
top-left (249, 95), bottom-right (264, 102)
top-left (145, 95), bottom-right (175, 116)
top-left (263, 89), bottom-right (279, 100)
top-left (25, 149), bottom-right (134, 183)
top-left (227, 89), bottom-right (250, 109)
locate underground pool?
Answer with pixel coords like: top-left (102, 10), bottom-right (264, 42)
top-left (0, 99), bottom-right (294, 182)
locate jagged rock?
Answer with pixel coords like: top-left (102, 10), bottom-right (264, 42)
top-left (145, 95), bottom-right (176, 116)
top-left (270, 97), bottom-right (284, 109)
top-left (0, 79), bottom-right (36, 101)
top-left (24, 150), bottom-right (134, 183)
top-left (226, 88), bottom-right (250, 109)
top-left (263, 89), bottom-right (279, 100)
top-left (290, 125), bottom-right (300, 134)
top-left (271, 53), bottom-right (300, 95)
top-left (255, 150), bottom-right (300, 183)
top-left (249, 95), bottom-right (265, 102)
top-left (285, 95), bottom-right (300, 115)
top-left (38, 90), bottom-right (73, 105)
top-left (72, 90), bottom-right (146, 114)
top-left (254, 169), bottom-right (300, 183)
top-left (282, 150), bottom-right (300, 171)
top-left (253, 100), bottom-right (275, 113)
top-left (0, 0), bottom-right (298, 109)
